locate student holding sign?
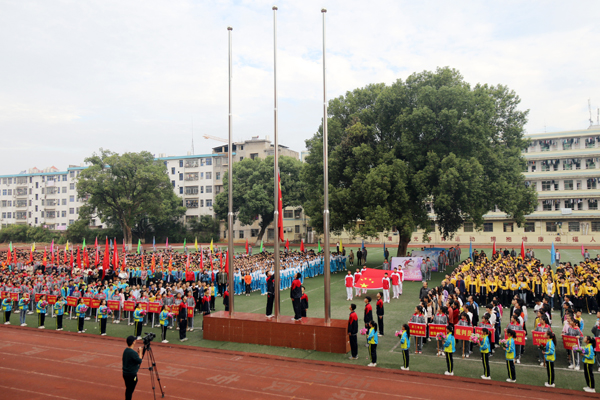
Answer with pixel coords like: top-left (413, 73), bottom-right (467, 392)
top-left (75, 298), bottom-right (87, 333)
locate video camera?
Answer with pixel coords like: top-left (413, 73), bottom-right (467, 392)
top-left (142, 332), bottom-right (156, 347)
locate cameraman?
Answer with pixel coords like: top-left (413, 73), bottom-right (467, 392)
top-left (122, 336), bottom-right (143, 400)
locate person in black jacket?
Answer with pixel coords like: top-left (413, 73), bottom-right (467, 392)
top-left (290, 273), bottom-right (303, 321)
top-left (266, 272), bottom-right (274, 318)
top-left (376, 292), bottom-right (384, 336)
top-left (348, 304), bottom-right (359, 360)
top-left (223, 286), bottom-right (230, 312)
top-left (300, 286), bottom-right (309, 318)
top-left (364, 296), bottom-right (373, 346)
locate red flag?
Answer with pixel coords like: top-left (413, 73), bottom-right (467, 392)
top-left (102, 237), bottom-right (109, 280)
top-left (6, 247), bottom-right (11, 266)
top-left (185, 254), bottom-right (190, 273)
top-left (29, 250), bottom-right (33, 265)
top-left (168, 254), bottom-right (172, 273)
top-left (122, 238), bottom-right (126, 254)
top-left (520, 241), bottom-right (525, 260)
top-left (70, 248), bottom-right (74, 268)
top-left (300, 239), bottom-right (305, 252)
top-left (51, 249), bottom-right (55, 265)
top-left (113, 239), bottom-right (119, 269)
top-left (141, 254), bottom-right (144, 270)
top-left (84, 247), bottom-right (89, 268)
top-left (121, 252), bottom-right (126, 273)
top-left (224, 250), bottom-right (229, 274)
top-left (42, 247), bottom-right (47, 266)
top-left (353, 268), bottom-right (388, 290)
top-left (151, 253), bottom-right (155, 273)
top-left (245, 239), bottom-right (248, 254)
top-left (277, 173), bottom-right (284, 242)
top-left (285, 239), bottom-right (289, 250)
top-left (200, 249), bottom-right (204, 270)
top-left (219, 252), bottom-right (223, 270)
top-left (76, 246), bottom-right (81, 268)
top-left (582, 245), bottom-right (585, 257)
top-left (492, 241), bottom-right (496, 256)
top-left (160, 254), bottom-right (164, 271)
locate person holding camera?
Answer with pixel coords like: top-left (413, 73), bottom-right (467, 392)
top-left (122, 335), bottom-right (143, 400)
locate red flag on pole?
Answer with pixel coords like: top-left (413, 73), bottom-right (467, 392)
top-left (121, 252), bottom-right (126, 273)
top-left (151, 253), bottom-right (155, 273)
top-left (200, 249), bottom-right (204, 270)
top-left (70, 248), bottom-right (74, 268)
top-left (185, 254), bottom-right (190, 274)
top-left (51, 248), bottom-right (55, 265)
top-left (94, 239), bottom-right (99, 266)
top-left (76, 246), bottom-right (81, 268)
top-left (300, 239), bottom-right (305, 252)
top-left (224, 250), bottom-right (229, 274)
top-left (492, 240), bottom-right (496, 256)
top-left (520, 241), bottom-right (525, 260)
top-left (42, 247), bottom-right (47, 266)
top-left (277, 173), bottom-right (284, 242)
top-left (285, 239), bottom-right (289, 251)
top-left (84, 247), bottom-right (89, 268)
top-left (102, 237), bottom-right (109, 280)
top-left (29, 249), bottom-right (33, 265)
top-left (6, 247), bottom-right (11, 266)
top-left (168, 254), bottom-right (173, 273)
top-left (113, 238), bottom-right (119, 269)
top-left (245, 239), bottom-right (249, 254)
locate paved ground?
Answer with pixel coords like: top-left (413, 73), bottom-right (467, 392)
top-left (0, 326), bottom-right (595, 400)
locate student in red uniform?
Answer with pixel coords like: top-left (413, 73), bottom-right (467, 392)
top-left (348, 304), bottom-right (359, 360)
top-left (290, 273), bottom-right (303, 321)
top-left (376, 292), bottom-right (385, 336)
top-left (364, 296), bottom-right (373, 346)
top-left (354, 269), bottom-right (362, 298)
top-left (382, 273), bottom-right (391, 303)
top-left (223, 286), bottom-right (230, 312)
top-left (300, 286), bottom-right (308, 318)
top-left (345, 271), bottom-right (354, 301)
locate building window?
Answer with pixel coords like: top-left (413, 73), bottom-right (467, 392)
top-left (542, 201), bottom-right (552, 211)
top-left (483, 223), bottom-right (493, 232)
top-left (171, 167), bottom-right (176, 174)
top-left (206, 158), bottom-right (212, 166)
top-left (61, 211), bottom-right (66, 217)
top-left (589, 200), bottom-right (598, 210)
top-left (185, 173), bottom-right (198, 181)
top-left (179, 160), bottom-right (183, 167)
top-left (216, 172), bottom-right (220, 180)
top-left (185, 159), bottom-right (198, 168)
top-left (200, 199), bottom-right (204, 207)
top-left (69, 219), bottom-right (74, 225)
top-left (503, 223), bottom-right (514, 232)
top-left (591, 221), bottom-right (600, 231)
top-left (250, 153), bottom-right (259, 160)
top-left (564, 180), bottom-right (574, 190)
top-left (586, 159), bottom-right (596, 169)
top-left (206, 199), bottom-right (212, 207)
top-left (69, 195), bottom-right (74, 202)
top-left (239, 230), bottom-right (244, 239)
top-left (69, 208), bottom-right (75, 214)
top-left (179, 187), bottom-right (183, 194)
top-left (206, 185), bottom-right (212, 193)
top-left (69, 183), bottom-right (75, 190)
top-left (185, 200), bottom-right (198, 208)
top-left (206, 172), bottom-right (212, 180)
top-left (564, 199), bottom-right (575, 210)
top-left (251, 229), bottom-right (258, 237)
top-left (541, 181), bottom-right (552, 191)
top-left (524, 222), bottom-right (535, 232)
top-left (295, 225), bottom-right (300, 233)
top-left (284, 210), bottom-right (293, 218)
top-left (185, 186), bottom-right (198, 195)
top-left (172, 180), bottom-right (175, 187)
top-left (568, 222), bottom-right (580, 232)
top-left (179, 173), bottom-right (183, 181)
top-left (588, 179), bottom-right (597, 190)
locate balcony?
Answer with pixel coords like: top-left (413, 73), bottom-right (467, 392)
top-left (184, 160), bottom-right (199, 168)
top-left (15, 188), bottom-right (27, 197)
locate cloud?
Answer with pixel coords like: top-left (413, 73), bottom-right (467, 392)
top-left (0, 0), bottom-right (599, 173)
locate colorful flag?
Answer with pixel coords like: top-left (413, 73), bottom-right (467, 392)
top-left (277, 173), bottom-right (284, 242)
top-left (300, 239), bottom-right (305, 252)
top-left (165, 237), bottom-right (169, 249)
top-left (582, 244), bottom-right (585, 257)
top-left (102, 237), bottom-right (109, 280)
top-left (151, 253), bottom-right (155, 273)
top-left (550, 242), bottom-right (556, 265)
top-left (31, 242), bottom-right (36, 252)
top-left (361, 240), bottom-right (365, 251)
top-left (469, 240), bottom-right (473, 260)
top-left (76, 246), bottom-right (81, 268)
top-left (183, 238), bottom-right (187, 253)
top-left (28, 248), bottom-right (33, 264)
top-left (137, 239), bottom-right (141, 254)
top-left (168, 254), bottom-right (173, 273)
top-left (317, 239), bottom-right (321, 253)
top-left (9, 242), bottom-right (12, 251)
top-left (339, 240), bottom-right (344, 253)
top-left (260, 239), bottom-right (263, 253)
top-left (245, 239), bottom-right (249, 254)
top-left (82, 238), bottom-right (86, 249)
top-left (520, 241), bottom-right (525, 259)
top-left (492, 240), bottom-right (496, 255)
top-left (383, 241), bottom-right (386, 257)
top-left (210, 239), bottom-right (213, 253)
top-left (195, 237), bottom-right (198, 251)
top-left (50, 239), bottom-right (54, 254)
top-left (121, 252), bottom-right (126, 272)
top-left (224, 250), bottom-right (229, 274)
top-left (113, 238), bottom-right (119, 269)
top-left (51, 248), bottom-right (55, 265)
top-left (66, 240), bottom-right (69, 252)
top-left (353, 268), bottom-right (388, 290)
top-left (186, 254), bottom-right (190, 273)
top-left (43, 247), bottom-right (47, 266)
top-left (153, 236), bottom-right (156, 250)
top-left (285, 239), bottom-right (290, 251)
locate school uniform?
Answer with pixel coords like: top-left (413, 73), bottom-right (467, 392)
top-left (480, 334), bottom-right (491, 378)
top-left (505, 337), bottom-right (516, 382)
top-left (54, 301), bottom-right (65, 329)
top-left (348, 310), bottom-right (359, 358)
top-left (400, 331), bottom-right (411, 369)
top-left (376, 299), bottom-right (384, 335)
top-left (583, 343), bottom-right (596, 390)
top-left (444, 333), bottom-right (456, 374)
top-left (75, 303), bottom-right (87, 332)
top-left (159, 310), bottom-right (169, 342)
top-left (98, 305), bottom-right (109, 334)
top-left (367, 327), bottom-right (378, 365)
top-left (545, 339), bottom-right (555, 385)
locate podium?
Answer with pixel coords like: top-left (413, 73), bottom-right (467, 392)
top-left (203, 311), bottom-right (350, 354)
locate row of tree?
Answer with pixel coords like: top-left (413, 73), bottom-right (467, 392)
top-left (64, 67), bottom-right (535, 256)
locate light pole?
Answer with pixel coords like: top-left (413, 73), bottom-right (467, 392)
top-left (321, 8), bottom-right (331, 325)
top-left (227, 26), bottom-right (235, 316)
top-left (272, 5), bottom-right (281, 322)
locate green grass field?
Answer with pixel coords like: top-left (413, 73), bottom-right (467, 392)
top-left (14, 245), bottom-right (597, 391)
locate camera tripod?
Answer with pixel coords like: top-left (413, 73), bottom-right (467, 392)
top-left (142, 343), bottom-right (165, 399)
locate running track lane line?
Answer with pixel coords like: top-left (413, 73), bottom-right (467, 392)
top-left (0, 384), bottom-right (79, 400)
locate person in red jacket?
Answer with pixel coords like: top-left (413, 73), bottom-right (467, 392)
top-left (300, 286), bottom-right (308, 318)
top-left (382, 273), bottom-right (391, 303)
top-left (376, 292), bottom-right (385, 336)
top-left (222, 286), bottom-right (229, 312)
top-left (354, 269), bottom-right (362, 298)
top-left (364, 296), bottom-right (373, 346)
top-left (290, 273), bottom-right (303, 321)
top-left (348, 304), bottom-right (359, 360)
top-left (345, 271), bottom-right (354, 301)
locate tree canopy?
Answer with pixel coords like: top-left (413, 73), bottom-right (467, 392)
top-left (302, 67), bottom-right (537, 256)
top-left (214, 155), bottom-right (304, 243)
top-left (77, 149), bottom-right (186, 246)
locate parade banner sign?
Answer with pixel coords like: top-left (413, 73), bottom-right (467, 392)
top-left (596, 341), bottom-right (600, 353)
top-left (411, 249), bottom-right (445, 273)
top-left (0, 291), bottom-right (8, 299)
top-left (505, 330), bottom-right (526, 346)
top-left (148, 302), bottom-right (161, 314)
top-left (107, 300), bottom-right (120, 311)
top-left (136, 302), bottom-right (148, 311)
top-left (532, 331), bottom-right (547, 346)
top-left (391, 257), bottom-right (423, 281)
top-left (562, 335), bottom-right (579, 350)
top-left (10, 292), bottom-right (19, 301)
top-left (47, 295), bottom-right (57, 305)
top-left (123, 301), bottom-right (135, 312)
top-left (82, 297), bottom-right (91, 307)
top-left (90, 299), bottom-right (100, 309)
top-left (429, 324), bottom-right (447, 338)
top-left (455, 325), bottom-right (473, 341)
top-left (408, 323), bottom-right (427, 337)
top-left (66, 296), bottom-right (78, 307)
top-left (170, 305), bottom-right (179, 316)
top-left (35, 293), bottom-right (43, 302)
top-left (187, 307), bottom-right (194, 318)
top-left (474, 327), bottom-right (495, 343)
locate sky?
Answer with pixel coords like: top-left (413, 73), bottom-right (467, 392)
top-left (1, 0), bottom-right (599, 173)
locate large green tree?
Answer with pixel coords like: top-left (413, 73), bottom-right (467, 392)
top-left (302, 67), bottom-right (537, 256)
top-left (214, 155), bottom-right (304, 244)
top-left (77, 149), bottom-right (186, 247)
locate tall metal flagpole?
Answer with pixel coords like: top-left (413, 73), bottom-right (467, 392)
top-left (272, 5), bottom-right (281, 322)
top-left (321, 9), bottom-right (331, 325)
top-left (227, 26), bottom-right (235, 317)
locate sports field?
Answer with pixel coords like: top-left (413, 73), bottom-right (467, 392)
top-left (4, 245), bottom-right (597, 392)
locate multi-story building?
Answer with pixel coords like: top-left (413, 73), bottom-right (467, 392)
top-left (0, 166), bottom-right (99, 229)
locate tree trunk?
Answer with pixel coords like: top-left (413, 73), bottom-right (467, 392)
top-left (255, 224), bottom-right (267, 246)
top-left (123, 223), bottom-right (132, 252)
top-left (396, 233), bottom-right (411, 257)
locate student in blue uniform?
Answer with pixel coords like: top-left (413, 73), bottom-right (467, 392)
top-left (479, 327), bottom-right (491, 380)
top-left (583, 336), bottom-right (597, 393)
top-left (543, 331), bottom-right (556, 387)
top-left (399, 323), bottom-right (411, 371)
top-left (18, 294), bottom-right (29, 326)
top-left (54, 295), bottom-right (65, 330)
top-left (505, 328), bottom-right (517, 383)
top-left (367, 320), bottom-right (378, 367)
top-left (444, 325), bottom-right (456, 376)
top-left (2, 296), bottom-right (13, 324)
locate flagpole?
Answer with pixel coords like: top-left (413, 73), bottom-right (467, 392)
top-left (321, 8), bottom-right (331, 325)
top-left (272, 5), bottom-right (281, 322)
top-left (227, 25), bottom-right (235, 316)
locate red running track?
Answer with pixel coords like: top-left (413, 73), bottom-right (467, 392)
top-left (0, 326), bottom-right (594, 400)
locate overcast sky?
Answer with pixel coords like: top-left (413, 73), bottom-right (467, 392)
top-left (1, 0), bottom-right (599, 173)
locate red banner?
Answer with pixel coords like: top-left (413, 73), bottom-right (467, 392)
top-left (562, 335), bottom-right (579, 350)
top-left (35, 293), bottom-right (43, 302)
top-left (47, 295), bottom-right (57, 305)
top-left (148, 302), bottom-right (161, 314)
top-left (0, 291), bottom-right (8, 299)
top-left (170, 305), bottom-right (179, 316)
top-left (82, 297), bottom-right (91, 307)
top-left (136, 302), bottom-right (148, 311)
top-left (532, 331), bottom-right (548, 346)
top-left (10, 292), bottom-right (19, 301)
top-left (474, 327), bottom-right (495, 343)
top-left (66, 296), bottom-right (78, 307)
top-left (408, 323), bottom-right (427, 337)
top-left (354, 268), bottom-right (388, 290)
top-left (90, 299), bottom-right (100, 309)
top-left (107, 300), bottom-right (120, 311)
top-left (187, 307), bottom-right (194, 318)
top-left (455, 325), bottom-right (473, 341)
top-left (504, 330), bottom-right (526, 346)
top-left (596, 340), bottom-right (600, 353)
top-left (429, 324), bottom-right (447, 338)
top-left (123, 301), bottom-right (136, 312)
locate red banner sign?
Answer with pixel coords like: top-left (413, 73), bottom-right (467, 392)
top-left (107, 300), bottom-right (120, 311)
top-left (596, 340), bottom-right (600, 353)
top-left (429, 324), bottom-right (447, 338)
top-left (66, 296), bottom-right (78, 307)
top-left (82, 297), bottom-right (91, 307)
top-left (35, 293), bottom-right (43, 302)
top-left (532, 331), bottom-right (548, 346)
top-left (562, 335), bottom-right (580, 350)
top-left (408, 323), bottom-right (427, 337)
top-left (148, 302), bottom-right (161, 314)
top-left (170, 305), bottom-right (179, 316)
top-left (0, 291), bottom-right (8, 299)
top-left (504, 330), bottom-right (526, 346)
top-left (474, 327), bottom-right (495, 343)
top-left (136, 302), bottom-right (148, 311)
top-left (47, 295), bottom-right (57, 305)
top-left (90, 299), bottom-right (100, 309)
top-left (187, 307), bottom-right (194, 318)
top-left (455, 325), bottom-right (473, 341)
top-left (123, 301), bottom-right (136, 312)
top-left (10, 292), bottom-right (18, 301)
